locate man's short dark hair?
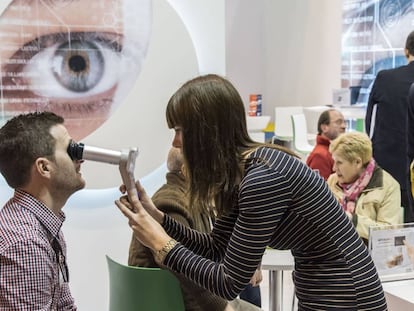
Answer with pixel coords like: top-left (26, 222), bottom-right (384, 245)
top-left (0, 111), bottom-right (64, 188)
top-left (317, 110), bottom-right (332, 135)
top-left (406, 31), bottom-right (414, 56)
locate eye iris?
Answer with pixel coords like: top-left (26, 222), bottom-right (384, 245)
top-left (53, 40), bottom-right (104, 93)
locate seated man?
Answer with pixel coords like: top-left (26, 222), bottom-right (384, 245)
top-left (306, 109), bottom-right (346, 179)
top-left (0, 112), bottom-right (82, 310)
top-left (128, 147), bottom-right (262, 311)
top-left (327, 132), bottom-right (402, 244)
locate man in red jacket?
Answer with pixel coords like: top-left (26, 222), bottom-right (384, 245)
top-left (306, 109), bottom-right (346, 180)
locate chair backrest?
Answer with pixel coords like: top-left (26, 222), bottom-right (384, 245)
top-left (291, 113), bottom-right (314, 155)
top-left (274, 106), bottom-right (303, 140)
top-left (106, 255), bottom-right (185, 311)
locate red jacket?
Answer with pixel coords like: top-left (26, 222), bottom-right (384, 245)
top-left (306, 135), bottom-right (333, 180)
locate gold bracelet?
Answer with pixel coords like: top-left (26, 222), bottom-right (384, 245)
top-left (155, 239), bottom-right (177, 264)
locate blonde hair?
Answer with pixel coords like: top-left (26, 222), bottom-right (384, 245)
top-left (329, 131), bottom-right (372, 165)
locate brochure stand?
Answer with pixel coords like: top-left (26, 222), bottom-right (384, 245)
top-left (369, 223), bottom-right (414, 310)
top-left (368, 222), bottom-right (414, 282)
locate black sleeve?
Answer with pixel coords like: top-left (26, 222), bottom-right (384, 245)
top-left (408, 83), bottom-right (414, 162)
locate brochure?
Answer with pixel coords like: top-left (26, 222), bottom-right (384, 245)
top-left (369, 223), bottom-right (414, 281)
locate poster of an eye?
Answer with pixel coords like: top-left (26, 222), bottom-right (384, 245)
top-left (0, 0), bottom-right (151, 141)
top-left (341, 0), bottom-right (414, 105)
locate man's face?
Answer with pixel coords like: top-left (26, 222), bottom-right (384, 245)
top-left (323, 110), bottom-right (346, 140)
top-left (48, 124), bottom-right (86, 196)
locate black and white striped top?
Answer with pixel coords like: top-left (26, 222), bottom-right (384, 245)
top-left (163, 147), bottom-right (387, 310)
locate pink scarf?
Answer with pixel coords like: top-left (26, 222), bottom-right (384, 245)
top-left (339, 158), bottom-right (376, 214)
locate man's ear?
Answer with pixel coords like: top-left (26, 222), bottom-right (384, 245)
top-left (321, 123), bottom-right (329, 134)
top-left (35, 158), bottom-right (50, 177)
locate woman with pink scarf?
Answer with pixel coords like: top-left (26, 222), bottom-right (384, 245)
top-left (327, 131), bottom-right (403, 245)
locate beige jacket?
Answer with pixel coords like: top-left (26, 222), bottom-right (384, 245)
top-left (327, 165), bottom-right (402, 242)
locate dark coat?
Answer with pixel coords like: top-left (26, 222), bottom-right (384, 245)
top-left (365, 61), bottom-right (414, 212)
top-left (406, 82), bottom-right (414, 221)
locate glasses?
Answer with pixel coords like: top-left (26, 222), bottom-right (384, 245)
top-left (330, 118), bottom-right (346, 126)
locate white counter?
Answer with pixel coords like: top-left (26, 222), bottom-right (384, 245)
top-left (382, 279), bottom-right (414, 310)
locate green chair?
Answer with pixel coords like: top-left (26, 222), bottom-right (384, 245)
top-left (106, 255), bottom-right (185, 311)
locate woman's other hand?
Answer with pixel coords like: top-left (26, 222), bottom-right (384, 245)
top-left (119, 179), bottom-right (164, 223)
top-left (116, 182), bottom-right (169, 251)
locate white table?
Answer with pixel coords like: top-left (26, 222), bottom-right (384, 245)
top-left (382, 279), bottom-right (414, 310)
top-left (261, 249), bottom-right (295, 311)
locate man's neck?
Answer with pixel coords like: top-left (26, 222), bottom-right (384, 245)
top-left (20, 186), bottom-right (65, 216)
top-left (320, 133), bottom-right (331, 141)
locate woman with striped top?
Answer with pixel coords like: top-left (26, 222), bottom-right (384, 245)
top-left (116, 74), bottom-right (387, 310)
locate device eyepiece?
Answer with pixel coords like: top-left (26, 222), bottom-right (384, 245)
top-left (67, 140), bottom-right (85, 161)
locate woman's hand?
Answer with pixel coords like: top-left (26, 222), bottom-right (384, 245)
top-left (116, 183), bottom-right (170, 251)
top-left (119, 179), bottom-right (164, 223)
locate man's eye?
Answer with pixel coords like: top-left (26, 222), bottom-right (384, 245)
top-left (19, 32), bottom-right (123, 98)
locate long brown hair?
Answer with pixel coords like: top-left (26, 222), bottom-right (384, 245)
top-left (166, 74), bottom-right (294, 215)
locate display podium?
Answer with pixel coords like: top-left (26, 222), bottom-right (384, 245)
top-left (368, 223), bottom-right (414, 310)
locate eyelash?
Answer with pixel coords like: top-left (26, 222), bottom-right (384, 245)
top-left (4, 31), bottom-right (123, 79)
top-left (14, 32), bottom-right (123, 60)
top-left (2, 31), bottom-right (124, 98)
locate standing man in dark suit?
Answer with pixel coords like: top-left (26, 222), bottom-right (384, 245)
top-left (407, 82), bottom-right (414, 222)
top-left (366, 30), bottom-right (414, 223)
